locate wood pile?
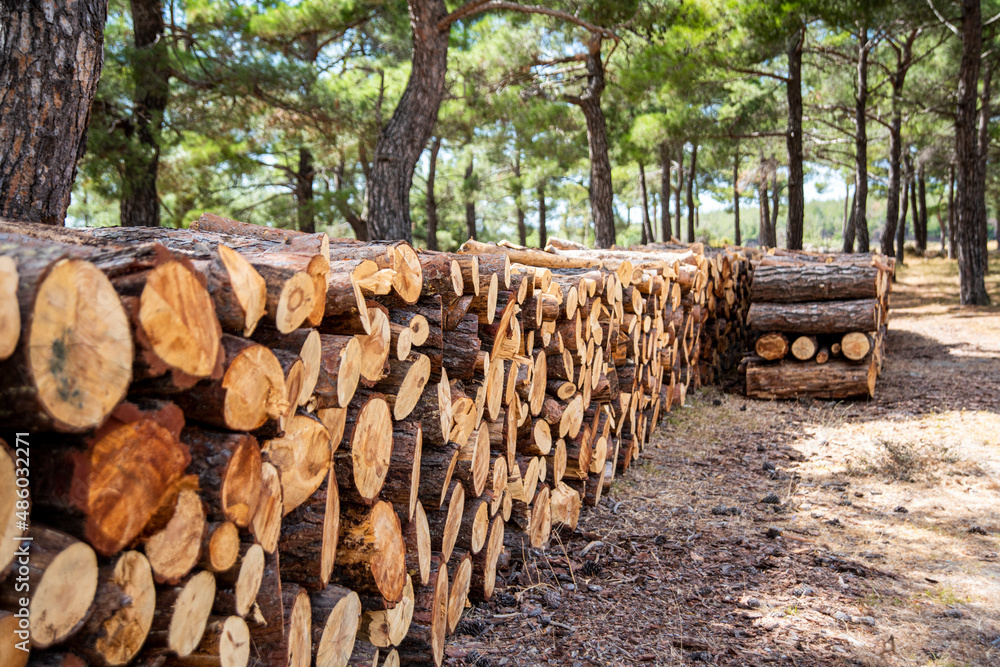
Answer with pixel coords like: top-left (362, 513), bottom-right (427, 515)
top-left (0, 219), bottom-right (752, 667)
top-left (742, 250), bottom-right (894, 400)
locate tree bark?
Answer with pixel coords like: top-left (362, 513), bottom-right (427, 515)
top-left (686, 144), bottom-right (698, 243)
top-left (0, 0), bottom-right (108, 224)
top-left (660, 141), bottom-right (672, 241)
top-left (675, 144), bottom-right (684, 239)
top-left (881, 35), bottom-right (913, 258)
top-left (426, 136), bottom-right (441, 251)
top-left (295, 147), bottom-right (316, 234)
top-left (537, 179), bottom-right (547, 249)
top-left (948, 164), bottom-right (957, 259)
top-left (464, 152), bottom-right (476, 241)
top-left (770, 170), bottom-right (780, 238)
top-left (568, 38), bottom-right (615, 249)
top-left (896, 156), bottom-right (910, 263)
top-left (513, 151), bottom-right (527, 246)
top-left (917, 162), bottom-right (928, 252)
top-left (759, 179), bottom-right (773, 247)
top-left (909, 156), bottom-right (919, 255)
top-left (956, 0), bottom-right (990, 303)
top-left (852, 27), bottom-right (870, 253)
top-left (785, 24), bottom-right (805, 250)
top-left (120, 0), bottom-right (167, 227)
top-left (843, 184), bottom-right (857, 253)
top-left (978, 56), bottom-right (992, 272)
top-left (733, 147), bottom-right (741, 246)
top-left (366, 0), bottom-right (449, 242)
top-left (638, 162), bottom-right (653, 245)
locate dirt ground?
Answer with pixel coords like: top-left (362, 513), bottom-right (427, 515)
top-left (448, 253), bottom-right (1000, 666)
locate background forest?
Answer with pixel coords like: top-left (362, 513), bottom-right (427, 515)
top-left (3, 0), bottom-right (998, 302)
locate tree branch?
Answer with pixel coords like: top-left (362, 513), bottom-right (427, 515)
top-left (439, 1), bottom-right (618, 39)
top-left (925, 0), bottom-right (960, 36)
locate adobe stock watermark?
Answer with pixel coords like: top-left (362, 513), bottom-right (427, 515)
top-left (11, 432), bottom-right (31, 652)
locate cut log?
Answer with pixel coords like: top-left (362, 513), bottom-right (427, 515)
top-left (841, 332), bottom-right (873, 361)
top-left (750, 262), bottom-right (879, 302)
top-left (790, 335), bottom-right (818, 361)
top-left (198, 522), bottom-right (240, 574)
top-left (0, 610), bottom-right (29, 667)
top-left (0, 250), bottom-right (132, 431)
top-left (375, 353), bottom-right (430, 420)
top-left (748, 299), bottom-right (878, 334)
top-left (253, 328), bottom-right (322, 406)
top-left (335, 501), bottom-right (406, 602)
top-left (404, 503), bottom-right (432, 586)
top-left (183, 428), bottom-right (262, 528)
top-left (380, 421), bottom-right (422, 522)
top-left (144, 488), bottom-right (206, 585)
top-left (333, 394), bottom-right (393, 505)
top-left (32, 403), bottom-right (191, 556)
top-left (263, 412), bottom-right (331, 515)
top-left (445, 554), bottom-right (472, 634)
top-left (329, 241), bottom-right (423, 304)
top-left (755, 332), bottom-right (789, 361)
top-left (71, 550), bottom-right (156, 666)
top-left (251, 462), bottom-right (283, 554)
top-left (205, 244), bottom-right (268, 337)
top-left (191, 214), bottom-right (330, 260)
top-left (355, 307), bottom-right (391, 384)
top-left (311, 334), bottom-right (362, 410)
top-left (174, 335), bottom-right (288, 431)
top-left (252, 584), bottom-right (311, 667)
top-left (0, 438), bottom-right (27, 578)
top-left (468, 515), bottom-right (504, 602)
top-left (815, 345), bottom-right (831, 364)
top-left (417, 447), bottom-right (459, 511)
top-left (397, 555), bottom-right (447, 667)
top-left (426, 482), bottom-right (465, 563)
top-left (455, 255), bottom-right (480, 296)
top-left (147, 570), bottom-right (216, 658)
top-left (213, 543), bottom-right (264, 619)
top-left (415, 251), bottom-right (463, 297)
top-left (746, 357), bottom-right (877, 399)
top-left (453, 423), bottom-right (490, 498)
top-left (278, 468), bottom-right (340, 591)
top-left (549, 482), bottom-right (581, 530)
top-left (240, 253), bottom-right (316, 334)
top-left (0, 255), bottom-right (18, 360)
top-left (324, 261), bottom-right (372, 335)
top-left (457, 493), bottom-right (491, 555)
top-left (358, 574), bottom-right (414, 649)
top-left (163, 615), bottom-right (251, 667)
top-left (310, 585), bottom-right (361, 667)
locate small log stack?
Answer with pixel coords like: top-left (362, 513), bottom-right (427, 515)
top-left (0, 219), bottom-right (754, 667)
top-left (742, 249), bottom-right (893, 400)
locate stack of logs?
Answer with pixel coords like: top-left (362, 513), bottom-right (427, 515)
top-left (0, 217), bottom-right (752, 667)
top-left (742, 250), bottom-right (893, 400)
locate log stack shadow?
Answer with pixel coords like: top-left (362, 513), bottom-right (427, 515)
top-left (0, 218), bottom-right (754, 667)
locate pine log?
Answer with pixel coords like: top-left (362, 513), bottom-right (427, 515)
top-left (0, 610), bottom-right (29, 667)
top-left (333, 393), bottom-right (393, 505)
top-left (755, 332), bottom-right (789, 361)
top-left (191, 214), bottom-right (330, 260)
top-left (323, 261), bottom-right (373, 335)
top-left (144, 488), bottom-right (206, 585)
top-left (468, 515), bottom-right (504, 602)
top-left (418, 446), bottom-right (459, 511)
top-left (329, 241), bottom-right (423, 304)
top-left (549, 482), bottom-right (581, 530)
top-left (147, 570), bottom-right (216, 658)
top-left (404, 503), bottom-right (432, 586)
top-left (389, 321), bottom-right (412, 360)
top-left (477, 253), bottom-right (512, 289)
top-left (745, 357), bottom-right (877, 399)
top-left (445, 554), bottom-right (473, 634)
top-left (841, 331), bottom-right (873, 361)
top-left (161, 615), bottom-right (251, 667)
top-left (173, 335), bottom-right (288, 431)
top-left (263, 412), bottom-right (331, 515)
top-left (213, 543), bottom-right (264, 619)
top-left (396, 555), bottom-right (448, 667)
top-left (0, 438), bottom-right (27, 579)
top-left (251, 584), bottom-right (311, 667)
top-left (426, 481), bottom-right (465, 563)
top-left (335, 501), bottom-right (406, 602)
top-left (455, 254), bottom-right (480, 296)
top-left (277, 468), bottom-right (340, 591)
top-left (748, 299), bottom-right (878, 334)
top-left (183, 428), bottom-right (262, 528)
top-left (375, 353), bottom-right (431, 420)
top-left (312, 334), bottom-right (362, 409)
top-left (32, 403), bottom-right (191, 556)
top-left (252, 328), bottom-right (322, 406)
top-left (251, 462), bottom-right (283, 554)
top-left (198, 522), bottom-right (240, 574)
top-left (750, 262), bottom-right (879, 302)
top-left (310, 585), bottom-right (361, 667)
top-left (815, 345), bottom-right (831, 364)
top-left (0, 247), bottom-right (132, 431)
top-left (442, 315), bottom-right (482, 382)
top-left (457, 493), bottom-right (491, 555)
top-left (790, 335), bottom-right (818, 361)
top-left (0, 255), bottom-right (18, 360)
top-left (415, 251), bottom-right (463, 297)
top-left (452, 423), bottom-right (490, 498)
top-left (381, 421), bottom-right (422, 522)
top-left (468, 274), bottom-right (498, 324)
top-left (357, 575), bottom-right (414, 649)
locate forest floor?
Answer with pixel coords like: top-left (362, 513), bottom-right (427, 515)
top-left (449, 253), bottom-right (1000, 667)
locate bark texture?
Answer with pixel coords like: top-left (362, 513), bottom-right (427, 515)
top-left (784, 25), bottom-right (805, 250)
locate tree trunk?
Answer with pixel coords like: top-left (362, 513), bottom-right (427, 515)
top-left (978, 57), bottom-right (992, 273)
top-left (843, 188), bottom-right (857, 253)
top-left (917, 162), bottom-right (928, 252)
top-left (686, 144), bottom-right (698, 243)
top-left (896, 159), bottom-right (910, 263)
top-left (759, 180), bottom-right (772, 247)
top-left (785, 25), bottom-right (805, 250)
top-left (948, 164), bottom-right (957, 259)
top-left (366, 0), bottom-right (449, 242)
top-left (909, 157), bottom-right (919, 256)
top-left (882, 68), bottom-right (905, 257)
top-left (638, 162), bottom-right (653, 245)
top-left (956, 0), bottom-right (991, 303)
top-left (674, 144), bottom-right (684, 239)
top-left (513, 152), bottom-right (527, 246)
top-left (538, 179), bottom-right (547, 248)
top-left (0, 0), bottom-right (108, 224)
top-left (464, 153), bottom-right (476, 241)
top-left (569, 39), bottom-right (615, 249)
top-left (295, 147), bottom-right (315, 233)
top-left (733, 148), bottom-right (741, 246)
top-left (120, 0), bottom-right (168, 227)
top-left (853, 27), bottom-right (870, 253)
top-left (426, 136), bottom-right (441, 251)
top-left (660, 142), bottom-right (672, 241)
top-left (770, 170), bottom-right (780, 239)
